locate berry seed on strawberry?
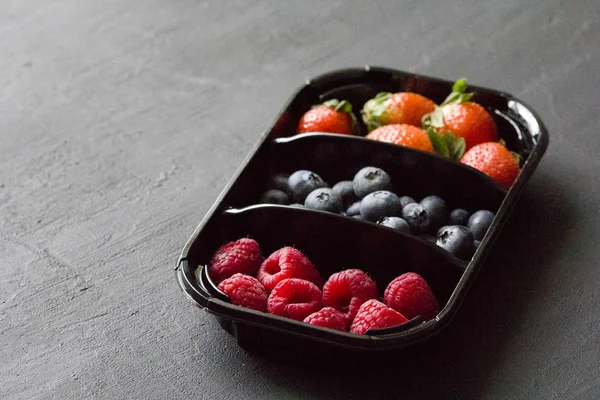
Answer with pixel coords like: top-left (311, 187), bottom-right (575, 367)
top-left (208, 238), bottom-right (264, 284)
top-left (267, 278), bottom-right (322, 321)
top-left (350, 299), bottom-right (409, 335)
top-left (383, 272), bottom-right (440, 320)
top-left (322, 269), bottom-right (378, 325)
top-left (257, 247), bottom-right (324, 292)
top-left (218, 273), bottom-right (268, 312)
top-left (303, 307), bottom-right (347, 332)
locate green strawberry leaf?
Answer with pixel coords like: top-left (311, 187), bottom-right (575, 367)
top-left (361, 92), bottom-right (392, 132)
top-left (426, 127), bottom-right (450, 158)
top-left (426, 128), bottom-right (466, 160)
top-left (499, 138), bottom-right (507, 147)
top-left (441, 78), bottom-right (474, 106)
top-left (510, 151), bottom-right (522, 166)
top-left (422, 106), bottom-right (445, 129)
top-left (444, 131), bottom-right (466, 160)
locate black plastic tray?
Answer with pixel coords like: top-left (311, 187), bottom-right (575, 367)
top-left (175, 66), bottom-right (548, 355)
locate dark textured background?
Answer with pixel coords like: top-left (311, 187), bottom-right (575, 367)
top-left (1, 1), bottom-right (599, 399)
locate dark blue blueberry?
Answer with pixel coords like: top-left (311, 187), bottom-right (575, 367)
top-left (399, 196), bottom-right (417, 208)
top-left (420, 195), bottom-right (447, 232)
top-left (448, 209), bottom-right (470, 226)
top-left (436, 225), bottom-right (474, 259)
top-left (352, 214), bottom-right (365, 220)
top-left (290, 203), bottom-right (304, 208)
top-left (401, 203), bottom-right (431, 234)
top-left (474, 240), bottom-right (481, 250)
top-left (352, 167), bottom-right (392, 199)
top-left (359, 190), bottom-right (402, 222)
top-left (268, 173), bottom-right (290, 193)
top-left (468, 210), bottom-right (496, 240)
top-left (259, 189), bottom-right (290, 205)
top-left (287, 170), bottom-right (328, 203)
top-left (304, 188), bottom-right (343, 213)
top-left (345, 201), bottom-right (361, 216)
top-left (377, 216), bottom-right (410, 233)
top-left (332, 180), bottom-right (359, 208)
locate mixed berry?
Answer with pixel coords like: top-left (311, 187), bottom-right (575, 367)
top-left (208, 238), bottom-right (440, 335)
top-left (258, 166), bottom-right (495, 260)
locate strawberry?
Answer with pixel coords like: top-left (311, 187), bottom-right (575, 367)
top-left (460, 141), bottom-right (521, 187)
top-left (423, 79), bottom-right (499, 153)
top-left (297, 99), bottom-right (356, 135)
top-left (366, 124), bottom-right (433, 153)
top-left (362, 92), bottom-right (436, 131)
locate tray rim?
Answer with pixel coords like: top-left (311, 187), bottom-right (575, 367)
top-left (174, 65), bottom-right (549, 350)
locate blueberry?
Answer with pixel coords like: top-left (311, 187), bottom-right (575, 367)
top-left (377, 216), bottom-right (410, 233)
top-left (401, 203), bottom-right (431, 234)
top-left (287, 170), bottom-right (328, 203)
top-left (448, 209), bottom-right (470, 226)
top-left (304, 188), bottom-right (343, 213)
top-left (399, 196), bottom-right (417, 208)
top-left (474, 240), bottom-right (481, 249)
top-left (352, 167), bottom-right (392, 199)
top-left (345, 201), bottom-right (361, 216)
top-left (436, 225), bottom-right (474, 259)
top-left (268, 173), bottom-right (290, 193)
top-left (468, 210), bottom-right (496, 240)
top-left (360, 191), bottom-right (402, 222)
top-left (352, 214), bottom-right (365, 220)
top-left (259, 189), bottom-right (289, 205)
top-left (420, 195), bottom-right (447, 232)
top-left (332, 180), bottom-right (359, 208)
top-left (290, 203), bottom-right (304, 208)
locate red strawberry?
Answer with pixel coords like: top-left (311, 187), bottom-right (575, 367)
top-left (423, 79), bottom-right (499, 152)
top-left (218, 273), bottom-right (267, 312)
top-left (297, 99), bottom-right (356, 135)
top-left (208, 238), bottom-right (264, 284)
top-left (362, 92), bottom-right (436, 131)
top-left (383, 272), bottom-right (440, 320)
top-left (267, 278), bottom-right (322, 321)
top-left (303, 307), bottom-right (347, 332)
top-left (350, 299), bottom-right (408, 335)
top-left (366, 124), bottom-right (434, 153)
top-left (257, 247), bottom-right (324, 292)
top-left (460, 141), bottom-right (521, 187)
top-left (322, 269), bottom-right (378, 325)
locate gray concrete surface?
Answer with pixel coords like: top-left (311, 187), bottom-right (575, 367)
top-left (1, 0), bottom-right (599, 399)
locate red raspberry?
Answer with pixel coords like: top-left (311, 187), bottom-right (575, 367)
top-left (383, 272), bottom-right (440, 320)
top-left (322, 269), bottom-right (378, 325)
top-left (350, 299), bottom-right (408, 335)
top-left (267, 278), bottom-right (322, 321)
top-left (208, 238), bottom-right (264, 284)
top-left (257, 247), bottom-right (324, 292)
top-left (218, 273), bottom-right (267, 312)
top-left (303, 307), bottom-right (347, 332)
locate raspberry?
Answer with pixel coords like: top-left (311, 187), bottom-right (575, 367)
top-left (350, 299), bottom-right (408, 335)
top-left (257, 247), bottom-right (324, 292)
top-left (218, 273), bottom-right (267, 312)
top-left (267, 278), bottom-right (322, 321)
top-left (322, 269), bottom-right (378, 325)
top-left (383, 272), bottom-right (440, 320)
top-left (208, 238), bottom-right (264, 284)
top-left (303, 307), bottom-right (347, 332)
